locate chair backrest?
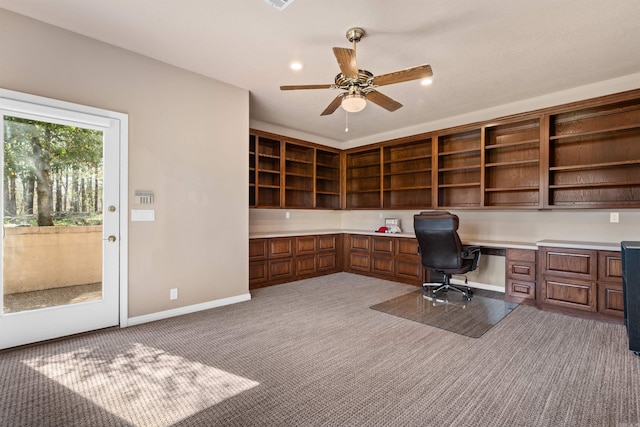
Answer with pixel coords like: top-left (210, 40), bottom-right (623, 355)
top-left (413, 211), bottom-right (463, 270)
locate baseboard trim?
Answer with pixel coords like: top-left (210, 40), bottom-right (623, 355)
top-left (126, 293), bottom-right (252, 327)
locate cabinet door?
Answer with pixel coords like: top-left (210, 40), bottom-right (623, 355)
top-left (395, 238), bottom-right (420, 259)
top-left (296, 235), bottom-right (317, 256)
top-left (296, 255), bottom-right (317, 276)
top-left (598, 282), bottom-right (624, 317)
top-left (372, 236), bottom-right (394, 254)
top-left (318, 234), bottom-right (338, 251)
top-left (541, 277), bottom-right (597, 312)
top-left (349, 235), bottom-right (370, 252)
top-left (598, 251), bottom-right (622, 283)
top-left (269, 238), bottom-right (294, 259)
top-left (371, 256), bottom-right (394, 276)
top-left (317, 253), bottom-right (337, 272)
top-left (349, 253), bottom-right (371, 272)
top-left (249, 239), bottom-right (268, 261)
top-left (249, 261), bottom-right (268, 286)
top-left (268, 258), bottom-right (294, 281)
top-left (395, 259), bottom-right (423, 283)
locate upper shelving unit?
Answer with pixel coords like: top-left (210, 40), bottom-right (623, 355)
top-left (548, 97), bottom-right (640, 207)
top-left (436, 129), bottom-right (482, 208)
top-left (250, 88), bottom-right (640, 211)
top-left (483, 117), bottom-right (541, 208)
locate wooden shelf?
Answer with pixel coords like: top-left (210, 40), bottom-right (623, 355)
top-left (384, 185), bottom-right (431, 191)
top-left (549, 159), bottom-right (640, 172)
top-left (550, 124), bottom-right (640, 141)
top-left (384, 154), bottom-right (431, 163)
top-left (485, 138), bottom-right (539, 150)
top-left (549, 180), bottom-right (640, 189)
top-left (438, 165), bottom-right (481, 173)
top-left (438, 147), bottom-right (481, 157)
top-left (485, 186), bottom-right (540, 192)
top-left (485, 159), bottom-right (540, 168)
top-left (438, 182), bottom-right (481, 189)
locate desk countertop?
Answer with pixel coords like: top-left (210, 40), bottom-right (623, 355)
top-left (249, 230), bottom-right (621, 252)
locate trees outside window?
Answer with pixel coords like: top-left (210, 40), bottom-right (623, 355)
top-left (3, 116), bottom-right (103, 226)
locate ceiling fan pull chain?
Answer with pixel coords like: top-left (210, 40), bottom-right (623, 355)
top-left (345, 111), bottom-right (349, 132)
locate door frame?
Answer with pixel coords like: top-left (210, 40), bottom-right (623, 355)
top-left (0, 88), bottom-right (129, 328)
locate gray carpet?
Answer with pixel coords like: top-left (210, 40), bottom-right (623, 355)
top-left (1, 272), bottom-right (639, 426)
top-left (370, 289), bottom-right (518, 338)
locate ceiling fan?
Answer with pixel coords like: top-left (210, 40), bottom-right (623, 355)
top-left (280, 27), bottom-right (433, 116)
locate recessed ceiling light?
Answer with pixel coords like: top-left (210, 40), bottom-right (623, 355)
top-left (289, 62), bottom-right (304, 71)
top-left (421, 78), bottom-right (433, 86)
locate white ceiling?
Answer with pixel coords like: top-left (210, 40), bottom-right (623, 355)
top-left (1, 0), bottom-right (639, 145)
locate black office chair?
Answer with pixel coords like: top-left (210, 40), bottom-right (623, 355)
top-left (413, 211), bottom-right (481, 300)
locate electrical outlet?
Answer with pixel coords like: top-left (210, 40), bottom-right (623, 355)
top-left (610, 212), bottom-right (619, 223)
top-left (170, 288), bottom-right (178, 300)
top-left (285, 211), bottom-right (290, 219)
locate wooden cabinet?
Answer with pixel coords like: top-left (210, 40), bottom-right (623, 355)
top-left (505, 248), bottom-right (537, 304)
top-left (249, 234), bottom-right (342, 289)
top-left (250, 130), bottom-right (341, 209)
top-left (436, 128), bottom-right (482, 208)
top-left (540, 247), bottom-right (598, 312)
top-left (345, 148), bottom-right (382, 209)
top-left (345, 234), bottom-right (423, 285)
top-left (382, 137), bottom-right (432, 208)
top-left (252, 89), bottom-right (640, 211)
top-left (539, 246), bottom-right (622, 320)
top-left (546, 96), bottom-right (640, 208)
top-left (483, 118), bottom-right (542, 208)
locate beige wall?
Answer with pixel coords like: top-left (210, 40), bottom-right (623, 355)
top-left (0, 9), bottom-right (249, 318)
top-left (249, 208), bottom-right (640, 245)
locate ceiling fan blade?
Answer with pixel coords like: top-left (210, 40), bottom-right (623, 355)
top-left (321, 95), bottom-right (343, 116)
top-left (366, 90), bottom-right (403, 112)
top-left (333, 47), bottom-right (359, 79)
top-left (372, 64), bottom-right (433, 86)
top-left (280, 84), bottom-right (333, 90)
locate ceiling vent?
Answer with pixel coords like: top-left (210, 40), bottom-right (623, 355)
top-left (264, 0), bottom-right (295, 11)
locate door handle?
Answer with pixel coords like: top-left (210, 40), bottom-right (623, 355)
top-left (108, 235), bottom-right (117, 243)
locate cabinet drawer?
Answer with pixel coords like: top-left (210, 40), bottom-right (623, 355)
top-left (318, 234), bottom-right (338, 251)
top-left (296, 236), bottom-right (317, 256)
top-left (395, 238), bottom-right (420, 259)
top-left (541, 277), bottom-right (597, 312)
top-left (506, 279), bottom-right (535, 301)
top-left (268, 258), bottom-right (294, 280)
top-left (506, 248), bottom-right (536, 263)
top-left (372, 236), bottom-right (394, 254)
top-left (296, 255), bottom-right (317, 276)
top-left (249, 239), bottom-right (268, 261)
top-left (598, 251), bottom-right (622, 283)
top-left (349, 235), bottom-right (370, 252)
top-left (507, 260), bottom-right (536, 282)
top-left (371, 256), bottom-right (394, 276)
top-left (541, 248), bottom-right (597, 280)
top-left (269, 238), bottom-right (294, 259)
top-left (598, 282), bottom-right (624, 317)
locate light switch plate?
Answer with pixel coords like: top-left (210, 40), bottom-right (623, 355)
top-left (131, 209), bottom-right (155, 221)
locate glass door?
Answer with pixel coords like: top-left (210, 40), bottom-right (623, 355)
top-left (0, 96), bottom-right (121, 350)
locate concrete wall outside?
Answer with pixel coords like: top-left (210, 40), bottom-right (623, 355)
top-left (3, 226), bottom-right (101, 294)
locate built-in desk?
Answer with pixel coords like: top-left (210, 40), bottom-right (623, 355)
top-left (249, 231), bottom-right (623, 322)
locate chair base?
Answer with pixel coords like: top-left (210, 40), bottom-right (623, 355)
top-left (423, 274), bottom-right (473, 300)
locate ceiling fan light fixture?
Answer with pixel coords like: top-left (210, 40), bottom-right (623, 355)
top-left (341, 93), bottom-right (366, 113)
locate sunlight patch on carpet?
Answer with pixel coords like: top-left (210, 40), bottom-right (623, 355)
top-left (23, 343), bottom-right (259, 426)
